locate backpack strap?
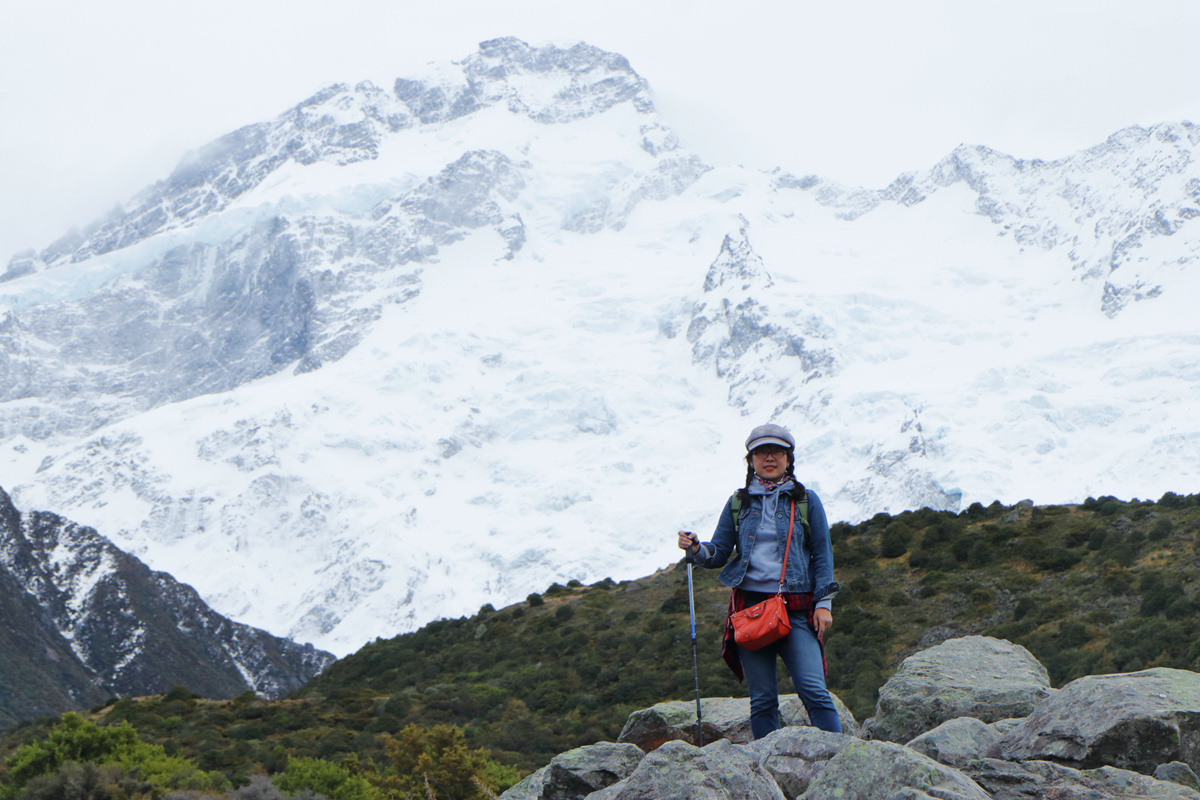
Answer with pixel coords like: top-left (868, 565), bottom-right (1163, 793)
top-left (731, 485), bottom-right (809, 536)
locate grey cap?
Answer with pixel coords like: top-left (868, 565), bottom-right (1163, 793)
top-left (745, 423), bottom-right (795, 451)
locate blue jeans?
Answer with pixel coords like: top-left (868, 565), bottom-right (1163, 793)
top-left (737, 609), bottom-right (842, 738)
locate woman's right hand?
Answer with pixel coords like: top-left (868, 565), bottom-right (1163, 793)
top-left (677, 531), bottom-right (699, 555)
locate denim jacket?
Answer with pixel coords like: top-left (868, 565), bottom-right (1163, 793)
top-left (691, 483), bottom-right (839, 602)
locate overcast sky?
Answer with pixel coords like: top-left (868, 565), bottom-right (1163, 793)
top-left (2, 0), bottom-right (1197, 263)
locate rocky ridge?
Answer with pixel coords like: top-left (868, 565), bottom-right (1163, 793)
top-left (0, 486), bottom-right (334, 729)
top-left (504, 635), bottom-right (1200, 800)
top-left (788, 122), bottom-right (1200, 316)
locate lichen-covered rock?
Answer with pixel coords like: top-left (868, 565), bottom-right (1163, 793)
top-left (742, 727), bottom-right (852, 799)
top-left (1156, 762), bottom-right (1200, 793)
top-left (863, 635), bottom-right (1052, 742)
top-left (587, 739), bottom-right (785, 800)
top-left (804, 739), bottom-right (990, 800)
top-left (906, 716), bottom-right (1007, 766)
top-left (963, 758), bottom-right (1200, 800)
top-left (616, 693), bottom-right (857, 751)
top-left (497, 741), bottom-right (643, 800)
top-left (998, 667), bottom-right (1200, 774)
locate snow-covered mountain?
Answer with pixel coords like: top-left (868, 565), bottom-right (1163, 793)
top-left (0, 485), bottom-right (333, 727)
top-left (1, 38), bottom-right (1197, 657)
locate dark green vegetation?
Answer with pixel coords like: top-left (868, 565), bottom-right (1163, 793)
top-left (3, 492), bottom-right (1199, 795)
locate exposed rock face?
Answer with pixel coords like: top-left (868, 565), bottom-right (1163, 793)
top-left (0, 552), bottom-right (108, 729)
top-left (962, 758), bottom-right (1200, 800)
top-left (1157, 762), bottom-right (1200, 794)
top-left (998, 668), bottom-right (1200, 774)
top-left (686, 217), bottom-right (834, 411)
top-left (500, 742), bottom-right (644, 800)
top-left (903, 717), bottom-right (1011, 767)
top-left (586, 739), bottom-right (785, 800)
top-left (515, 637), bottom-right (1200, 799)
top-left (805, 739), bottom-right (992, 800)
top-left (0, 485), bottom-right (334, 729)
top-left (615, 694), bottom-right (858, 751)
top-left (863, 635), bottom-right (1053, 742)
top-left (742, 727), bottom-right (851, 799)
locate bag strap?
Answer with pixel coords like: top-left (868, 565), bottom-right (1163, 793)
top-left (778, 497), bottom-right (796, 592)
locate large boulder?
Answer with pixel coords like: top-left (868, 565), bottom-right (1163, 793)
top-left (804, 739), bottom-right (991, 800)
top-left (742, 727), bottom-right (853, 800)
top-left (498, 742), bottom-right (644, 800)
top-left (863, 635), bottom-right (1053, 742)
top-left (617, 694), bottom-right (857, 751)
top-left (905, 716), bottom-right (1015, 766)
top-left (962, 758), bottom-right (1200, 800)
top-left (587, 739), bottom-right (785, 800)
top-left (998, 667), bottom-right (1200, 774)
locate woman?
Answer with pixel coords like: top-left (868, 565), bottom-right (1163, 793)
top-left (677, 423), bottom-right (841, 737)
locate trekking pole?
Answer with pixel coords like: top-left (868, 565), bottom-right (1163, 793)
top-left (686, 558), bottom-right (704, 747)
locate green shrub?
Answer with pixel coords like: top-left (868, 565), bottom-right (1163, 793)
top-left (1150, 518), bottom-right (1174, 541)
top-left (0, 713), bottom-right (225, 800)
top-left (1033, 547), bottom-right (1081, 572)
top-left (275, 756), bottom-right (375, 800)
top-left (967, 541), bottom-right (994, 567)
top-left (880, 528), bottom-right (910, 558)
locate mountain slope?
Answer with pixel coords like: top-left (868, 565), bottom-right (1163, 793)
top-left (0, 38), bottom-right (1197, 657)
top-left (4, 493), bottom-right (1196, 780)
top-left (0, 486), bottom-right (334, 729)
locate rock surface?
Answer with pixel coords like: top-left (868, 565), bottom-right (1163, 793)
top-left (905, 716), bottom-right (1015, 766)
top-left (499, 742), bottom-right (644, 800)
top-left (586, 739), bottom-right (784, 800)
top-left (616, 693), bottom-right (858, 751)
top-left (864, 635), bottom-right (1053, 743)
top-left (742, 727), bottom-right (852, 799)
top-left (963, 758), bottom-right (1200, 800)
top-left (1157, 762), bottom-right (1200, 793)
top-left (515, 637), bottom-right (1200, 799)
top-left (805, 739), bottom-right (992, 800)
top-left (999, 667), bottom-right (1200, 774)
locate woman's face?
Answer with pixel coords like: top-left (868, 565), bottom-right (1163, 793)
top-left (751, 445), bottom-right (790, 482)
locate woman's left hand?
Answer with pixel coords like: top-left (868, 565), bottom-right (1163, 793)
top-left (813, 608), bottom-right (832, 637)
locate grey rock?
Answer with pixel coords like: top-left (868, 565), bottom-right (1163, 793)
top-left (394, 37), bottom-right (654, 127)
top-left (804, 739), bottom-right (991, 800)
top-left (864, 635), bottom-right (1052, 742)
top-left (742, 727), bottom-right (853, 799)
top-left (587, 739), bottom-right (784, 800)
top-left (687, 218), bottom-right (835, 409)
top-left (999, 667), bottom-right (1200, 774)
top-left (906, 716), bottom-right (1004, 766)
top-left (497, 742), bottom-right (643, 800)
top-left (1156, 762), bottom-right (1200, 793)
top-left (963, 757), bottom-right (1200, 800)
top-left (616, 693), bottom-right (857, 751)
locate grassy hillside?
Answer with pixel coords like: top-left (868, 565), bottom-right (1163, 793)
top-left (3, 492), bottom-right (1199, 786)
